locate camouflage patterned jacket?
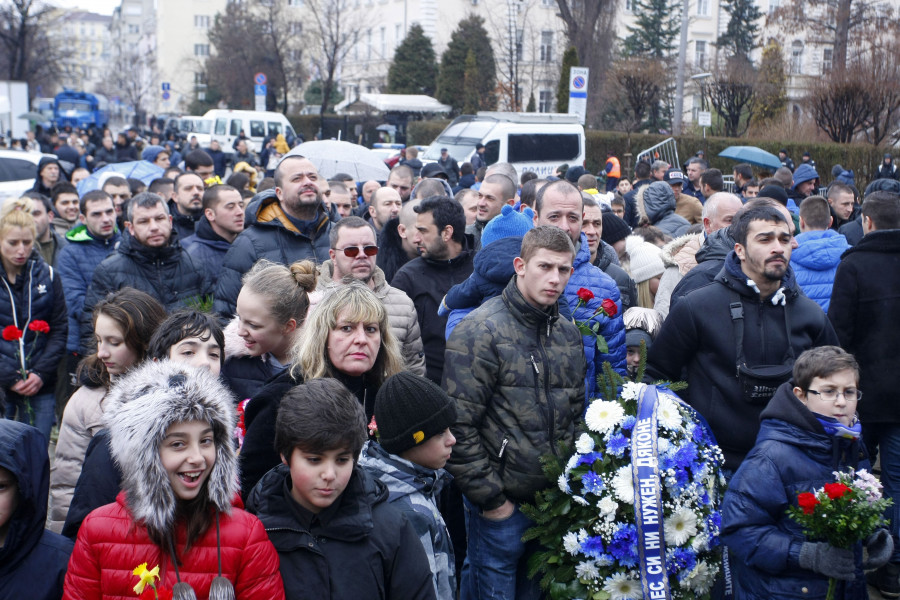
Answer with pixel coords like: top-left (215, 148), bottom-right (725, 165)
top-left (442, 277), bottom-right (587, 511)
top-left (358, 441), bottom-right (456, 600)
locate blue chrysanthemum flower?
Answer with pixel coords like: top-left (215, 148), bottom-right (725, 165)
top-left (659, 452), bottom-right (674, 472)
top-left (691, 423), bottom-right (710, 445)
top-left (621, 415), bottom-right (636, 431)
top-left (674, 443), bottom-right (698, 470)
top-left (576, 451), bottom-right (603, 468)
top-left (608, 524), bottom-right (639, 567)
top-left (667, 547), bottom-right (698, 579)
top-left (582, 471), bottom-right (605, 495)
top-left (607, 433), bottom-right (628, 457)
top-left (581, 535), bottom-right (605, 558)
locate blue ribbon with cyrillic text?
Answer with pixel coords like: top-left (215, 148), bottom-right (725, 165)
top-left (631, 384), bottom-right (671, 600)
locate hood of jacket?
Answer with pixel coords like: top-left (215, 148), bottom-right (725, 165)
top-left (64, 223), bottom-right (120, 247)
top-left (471, 236), bottom-right (523, 284)
top-left (0, 420), bottom-right (50, 572)
top-left (35, 156), bottom-right (61, 180)
top-left (102, 360), bottom-right (238, 536)
top-left (695, 226), bottom-right (735, 264)
top-left (641, 181), bottom-right (678, 224)
top-left (792, 229), bottom-right (849, 271)
top-left (249, 192), bottom-right (330, 239)
top-left (572, 231), bottom-right (592, 271)
top-left (593, 240), bottom-right (620, 270)
top-left (192, 215), bottom-right (230, 248)
top-left (358, 441), bottom-right (451, 502)
top-left (660, 232), bottom-right (703, 274)
top-left (792, 163), bottom-right (820, 189)
top-left (718, 250), bottom-right (800, 301)
top-left (167, 199), bottom-right (201, 231)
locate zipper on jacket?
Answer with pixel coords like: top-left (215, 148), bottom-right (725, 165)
top-left (537, 327), bottom-right (557, 456)
top-left (498, 434), bottom-right (510, 477)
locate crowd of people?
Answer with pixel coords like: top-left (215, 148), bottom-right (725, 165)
top-left (2, 125), bottom-right (900, 600)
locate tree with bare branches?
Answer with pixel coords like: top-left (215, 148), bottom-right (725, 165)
top-left (305, 0), bottom-right (364, 122)
top-left (0, 0), bottom-right (66, 98)
top-left (605, 57), bottom-right (665, 134)
top-left (99, 48), bottom-right (155, 129)
top-left (701, 57), bottom-right (757, 138)
top-left (805, 68), bottom-right (874, 143)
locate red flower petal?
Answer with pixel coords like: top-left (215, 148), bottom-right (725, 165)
top-left (601, 298), bottom-right (618, 318)
top-left (27, 320), bottom-right (50, 334)
top-left (797, 492), bottom-right (820, 515)
top-left (824, 482), bottom-right (851, 500)
top-left (2, 325), bottom-right (22, 341)
top-left (577, 288), bottom-right (594, 302)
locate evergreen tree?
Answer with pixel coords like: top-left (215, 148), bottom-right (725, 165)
top-left (386, 23), bottom-right (438, 95)
top-left (526, 92), bottom-right (536, 112)
top-left (624, 0), bottom-right (681, 59)
top-left (437, 15), bottom-right (496, 113)
top-left (753, 40), bottom-right (787, 124)
top-left (463, 49), bottom-right (481, 114)
top-left (717, 0), bottom-right (763, 60)
top-left (556, 47), bottom-right (579, 114)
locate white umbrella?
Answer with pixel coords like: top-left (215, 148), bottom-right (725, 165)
top-left (284, 140), bottom-right (391, 181)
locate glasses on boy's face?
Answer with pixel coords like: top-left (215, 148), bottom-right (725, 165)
top-left (335, 245), bottom-right (378, 258)
top-left (806, 388), bottom-right (863, 402)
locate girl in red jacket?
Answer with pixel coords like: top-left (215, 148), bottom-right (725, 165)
top-left (62, 360), bottom-right (285, 600)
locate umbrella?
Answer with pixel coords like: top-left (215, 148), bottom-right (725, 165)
top-left (284, 140), bottom-right (390, 181)
top-left (77, 160), bottom-right (164, 196)
top-left (18, 111), bottom-right (46, 121)
top-left (718, 146), bottom-right (782, 171)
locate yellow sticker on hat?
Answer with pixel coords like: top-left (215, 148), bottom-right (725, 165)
top-left (413, 431), bottom-right (425, 444)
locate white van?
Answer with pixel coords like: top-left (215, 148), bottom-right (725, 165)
top-left (204, 109), bottom-right (298, 154)
top-left (420, 112), bottom-right (585, 178)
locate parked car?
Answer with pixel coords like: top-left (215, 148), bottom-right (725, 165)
top-left (0, 150), bottom-right (55, 202)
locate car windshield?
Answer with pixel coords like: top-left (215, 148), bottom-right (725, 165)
top-left (422, 142), bottom-right (475, 162)
top-left (57, 101), bottom-right (90, 112)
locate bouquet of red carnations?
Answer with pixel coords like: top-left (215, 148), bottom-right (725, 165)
top-left (788, 468), bottom-right (892, 599)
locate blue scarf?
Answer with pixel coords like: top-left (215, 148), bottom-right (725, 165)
top-left (814, 413), bottom-right (862, 440)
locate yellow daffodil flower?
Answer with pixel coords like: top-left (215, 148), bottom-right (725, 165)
top-left (132, 562), bottom-right (160, 595)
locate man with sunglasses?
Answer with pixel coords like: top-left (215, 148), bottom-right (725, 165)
top-left (312, 216), bottom-right (425, 376)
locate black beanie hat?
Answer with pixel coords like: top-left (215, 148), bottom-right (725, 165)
top-left (375, 372), bottom-right (457, 455)
top-left (601, 211), bottom-right (631, 245)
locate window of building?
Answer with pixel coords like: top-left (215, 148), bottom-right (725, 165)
top-left (695, 40), bottom-right (707, 68)
top-left (768, 0), bottom-right (781, 13)
top-left (194, 72), bottom-right (207, 86)
top-left (541, 0), bottom-right (553, 6)
top-left (380, 26), bottom-right (385, 58)
top-left (127, 24), bottom-right (139, 34)
top-left (540, 31), bottom-right (553, 63)
top-left (625, 0), bottom-right (634, 10)
top-left (194, 15), bottom-right (210, 29)
top-left (288, 0), bottom-right (304, 5)
top-left (539, 89), bottom-right (553, 112)
top-left (194, 44), bottom-right (210, 57)
top-left (697, 0), bottom-right (709, 16)
top-left (353, 31), bottom-right (359, 60)
top-left (198, 91), bottom-right (206, 101)
top-left (515, 29), bottom-right (523, 61)
top-left (366, 29), bottom-right (372, 60)
top-left (791, 40), bottom-right (803, 74)
top-left (395, 24), bottom-right (401, 47)
top-left (822, 47), bottom-right (833, 73)
top-left (289, 21), bottom-right (302, 35)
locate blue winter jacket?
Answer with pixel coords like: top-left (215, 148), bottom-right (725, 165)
top-left (0, 252), bottom-right (68, 391)
top-left (722, 381), bottom-right (869, 600)
top-left (182, 216), bottom-right (232, 288)
top-left (790, 229), bottom-right (850, 313)
top-left (57, 225), bottom-right (120, 352)
top-left (0, 420), bottom-right (74, 599)
top-left (566, 232), bottom-right (626, 398)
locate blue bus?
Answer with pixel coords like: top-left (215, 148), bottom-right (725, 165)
top-left (53, 91), bottom-right (109, 130)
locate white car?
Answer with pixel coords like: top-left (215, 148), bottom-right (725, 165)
top-left (0, 150), bottom-right (55, 202)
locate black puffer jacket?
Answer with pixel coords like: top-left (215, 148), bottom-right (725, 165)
top-left (214, 190), bottom-right (332, 317)
top-left (442, 277), bottom-right (586, 510)
top-left (181, 216), bottom-right (231, 287)
top-left (647, 252), bottom-right (839, 468)
top-left (79, 231), bottom-right (211, 352)
top-left (0, 253), bottom-right (67, 391)
top-left (167, 199), bottom-right (200, 242)
top-left (392, 243), bottom-right (475, 384)
top-left (247, 465), bottom-right (436, 600)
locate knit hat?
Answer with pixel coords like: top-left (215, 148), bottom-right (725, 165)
top-left (625, 235), bottom-right (665, 284)
top-left (565, 165), bottom-right (586, 183)
top-left (141, 144), bottom-right (166, 163)
top-left (831, 164), bottom-right (845, 178)
top-left (375, 372), bottom-right (457, 455)
top-left (758, 184), bottom-right (789, 206)
top-left (601, 212), bottom-right (631, 245)
top-left (481, 204), bottom-right (535, 248)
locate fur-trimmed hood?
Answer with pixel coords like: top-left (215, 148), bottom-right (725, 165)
top-left (103, 360), bottom-right (238, 536)
top-left (660, 232), bottom-right (703, 275)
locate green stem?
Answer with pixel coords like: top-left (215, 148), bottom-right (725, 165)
top-left (826, 576), bottom-right (836, 600)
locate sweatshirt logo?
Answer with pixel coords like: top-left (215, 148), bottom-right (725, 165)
top-left (37, 284), bottom-right (47, 295)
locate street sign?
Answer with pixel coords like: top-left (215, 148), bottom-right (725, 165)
top-left (161, 82), bottom-right (170, 91)
top-left (568, 67), bottom-right (589, 125)
top-left (697, 111), bottom-right (712, 127)
top-left (254, 72), bottom-right (267, 85)
top-left (162, 91), bottom-right (171, 100)
top-left (254, 84), bottom-right (267, 97)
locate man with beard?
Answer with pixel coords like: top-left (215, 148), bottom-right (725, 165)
top-left (646, 204), bottom-right (838, 473)
top-left (392, 196), bottom-right (475, 383)
top-left (182, 184), bottom-right (245, 287)
top-left (214, 155), bottom-right (332, 317)
top-left (169, 172), bottom-right (205, 239)
top-left (311, 216), bottom-right (425, 376)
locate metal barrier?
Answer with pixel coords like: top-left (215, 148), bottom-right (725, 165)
top-left (636, 137), bottom-right (680, 173)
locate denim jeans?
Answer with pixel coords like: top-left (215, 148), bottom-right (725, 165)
top-left (460, 496), bottom-right (542, 600)
top-left (863, 423), bottom-right (900, 563)
top-left (4, 391), bottom-right (55, 444)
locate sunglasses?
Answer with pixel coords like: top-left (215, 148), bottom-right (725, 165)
top-left (335, 245), bottom-right (378, 257)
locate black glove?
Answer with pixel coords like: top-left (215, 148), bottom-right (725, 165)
top-left (799, 542), bottom-right (856, 581)
top-left (864, 529), bottom-right (894, 570)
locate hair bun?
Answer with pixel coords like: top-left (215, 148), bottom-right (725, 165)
top-left (290, 260), bottom-right (318, 293)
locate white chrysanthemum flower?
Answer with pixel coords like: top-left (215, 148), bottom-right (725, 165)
top-left (657, 437), bottom-right (670, 454)
top-left (664, 507), bottom-right (699, 546)
top-left (597, 495), bottom-right (618, 516)
top-left (558, 473), bottom-right (571, 493)
top-left (573, 495), bottom-right (589, 506)
top-left (575, 432), bottom-right (595, 454)
top-left (603, 572), bottom-right (641, 600)
top-left (578, 528), bottom-right (589, 543)
top-left (621, 381), bottom-right (642, 401)
top-left (585, 400), bottom-right (625, 433)
top-left (684, 560), bottom-right (715, 592)
top-left (612, 465), bottom-right (634, 504)
top-left (656, 395), bottom-right (682, 430)
top-left (565, 454), bottom-right (579, 474)
top-left (563, 531), bottom-right (581, 555)
top-left (575, 561), bottom-right (600, 581)
top-left (692, 532), bottom-right (709, 553)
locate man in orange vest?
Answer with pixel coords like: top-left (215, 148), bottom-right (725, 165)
top-left (604, 151), bottom-right (621, 192)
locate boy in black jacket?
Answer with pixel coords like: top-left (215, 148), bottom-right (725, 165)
top-left (247, 378), bottom-right (436, 600)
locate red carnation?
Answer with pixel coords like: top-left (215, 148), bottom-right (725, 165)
top-left (601, 298), bottom-right (618, 318)
top-left (824, 482), bottom-right (851, 500)
top-left (2, 325), bottom-right (22, 341)
top-left (27, 320), bottom-right (50, 334)
top-left (797, 492), bottom-right (820, 515)
top-left (577, 288), bottom-right (594, 302)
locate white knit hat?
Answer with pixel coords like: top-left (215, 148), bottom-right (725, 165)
top-left (626, 235), bottom-right (665, 284)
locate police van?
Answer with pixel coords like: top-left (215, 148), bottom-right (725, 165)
top-left (420, 112), bottom-right (585, 178)
top-left (204, 109), bottom-right (298, 155)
